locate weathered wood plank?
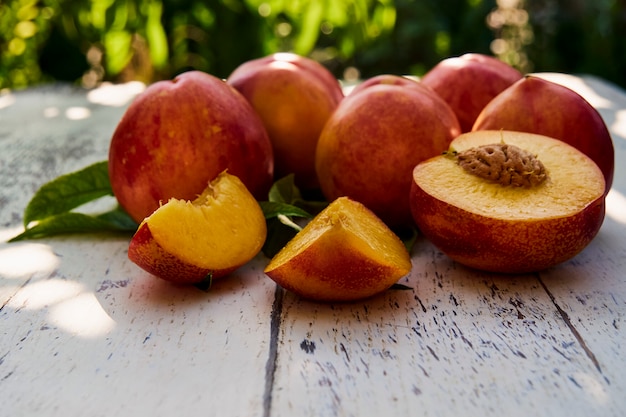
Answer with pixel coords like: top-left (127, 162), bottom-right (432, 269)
top-left (1, 83), bottom-right (275, 417)
top-left (269, 237), bottom-right (623, 417)
top-left (1, 239), bottom-right (276, 416)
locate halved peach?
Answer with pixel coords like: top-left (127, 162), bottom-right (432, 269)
top-left (128, 171), bottom-right (267, 284)
top-left (264, 196), bottom-right (412, 302)
top-left (410, 131), bottom-right (606, 273)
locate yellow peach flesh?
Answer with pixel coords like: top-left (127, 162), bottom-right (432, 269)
top-left (417, 131), bottom-right (605, 220)
top-left (135, 171), bottom-right (266, 276)
top-left (265, 197), bottom-right (412, 301)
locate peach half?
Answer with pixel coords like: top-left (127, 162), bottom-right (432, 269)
top-left (264, 196), bottom-right (412, 302)
top-left (128, 171), bottom-right (267, 284)
top-left (410, 131), bottom-right (606, 274)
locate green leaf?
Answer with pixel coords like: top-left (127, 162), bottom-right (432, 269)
top-left (268, 174), bottom-right (302, 204)
top-left (23, 161), bottom-right (113, 226)
top-left (95, 206), bottom-right (139, 230)
top-left (259, 201), bottom-right (311, 220)
top-left (267, 174), bottom-right (328, 215)
top-left (261, 174), bottom-right (328, 258)
top-left (9, 161), bottom-right (138, 242)
top-left (8, 210), bottom-right (137, 242)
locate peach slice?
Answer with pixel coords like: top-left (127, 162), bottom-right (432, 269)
top-left (264, 196), bottom-right (412, 302)
top-left (128, 171), bottom-right (267, 284)
top-left (410, 131), bottom-right (606, 274)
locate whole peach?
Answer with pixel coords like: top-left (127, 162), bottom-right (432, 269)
top-left (421, 53), bottom-right (523, 132)
top-left (108, 70), bottom-right (274, 223)
top-left (227, 53), bottom-right (344, 190)
top-left (315, 75), bottom-right (461, 227)
top-left (348, 74), bottom-right (424, 95)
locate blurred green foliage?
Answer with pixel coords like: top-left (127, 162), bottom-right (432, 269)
top-left (1, 0), bottom-right (624, 90)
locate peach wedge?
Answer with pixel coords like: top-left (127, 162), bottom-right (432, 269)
top-left (264, 196), bottom-right (412, 302)
top-left (410, 131), bottom-right (606, 274)
top-left (128, 171), bottom-right (267, 284)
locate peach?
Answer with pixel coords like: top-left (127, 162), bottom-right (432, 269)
top-left (410, 131), bottom-right (606, 273)
top-left (128, 171), bottom-right (267, 284)
top-left (421, 53), bottom-right (523, 132)
top-left (348, 74), bottom-right (425, 95)
top-left (264, 196), bottom-right (412, 302)
top-left (108, 70), bottom-right (274, 224)
top-left (315, 75), bottom-right (461, 227)
top-left (472, 75), bottom-right (614, 193)
top-left (227, 53), bottom-right (344, 190)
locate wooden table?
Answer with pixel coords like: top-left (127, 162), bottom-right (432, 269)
top-left (1, 74), bottom-right (625, 417)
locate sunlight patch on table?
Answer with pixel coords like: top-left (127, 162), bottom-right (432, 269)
top-left (612, 109), bottom-right (626, 140)
top-left (0, 91), bottom-right (16, 109)
top-left (0, 242), bottom-right (59, 278)
top-left (8, 278), bottom-right (84, 310)
top-left (65, 106), bottom-right (91, 120)
top-left (605, 189), bottom-right (626, 224)
top-left (0, 226), bottom-right (24, 243)
top-left (87, 81), bottom-right (145, 107)
top-left (571, 372), bottom-right (609, 405)
top-left (43, 106), bottom-right (60, 118)
top-left (48, 291), bottom-right (116, 338)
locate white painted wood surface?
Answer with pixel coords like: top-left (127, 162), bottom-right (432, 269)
top-left (1, 74), bottom-right (625, 417)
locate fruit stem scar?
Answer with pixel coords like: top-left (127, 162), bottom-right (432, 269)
top-left (456, 143), bottom-right (548, 187)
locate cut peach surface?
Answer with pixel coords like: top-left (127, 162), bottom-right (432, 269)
top-left (264, 197), bottom-right (412, 302)
top-left (128, 171), bottom-right (267, 284)
top-left (410, 131), bottom-right (606, 273)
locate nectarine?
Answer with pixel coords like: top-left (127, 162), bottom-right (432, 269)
top-left (109, 70), bottom-right (274, 223)
top-left (421, 53), bottom-right (523, 132)
top-left (264, 196), bottom-right (412, 302)
top-left (227, 53), bottom-right (343, 190)
top-left (315, 75), bottom-right (461, 227)
top-left (128, 171), bottom-right (267, 284)
top-left (410, 131), bottom-right (606, 273)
